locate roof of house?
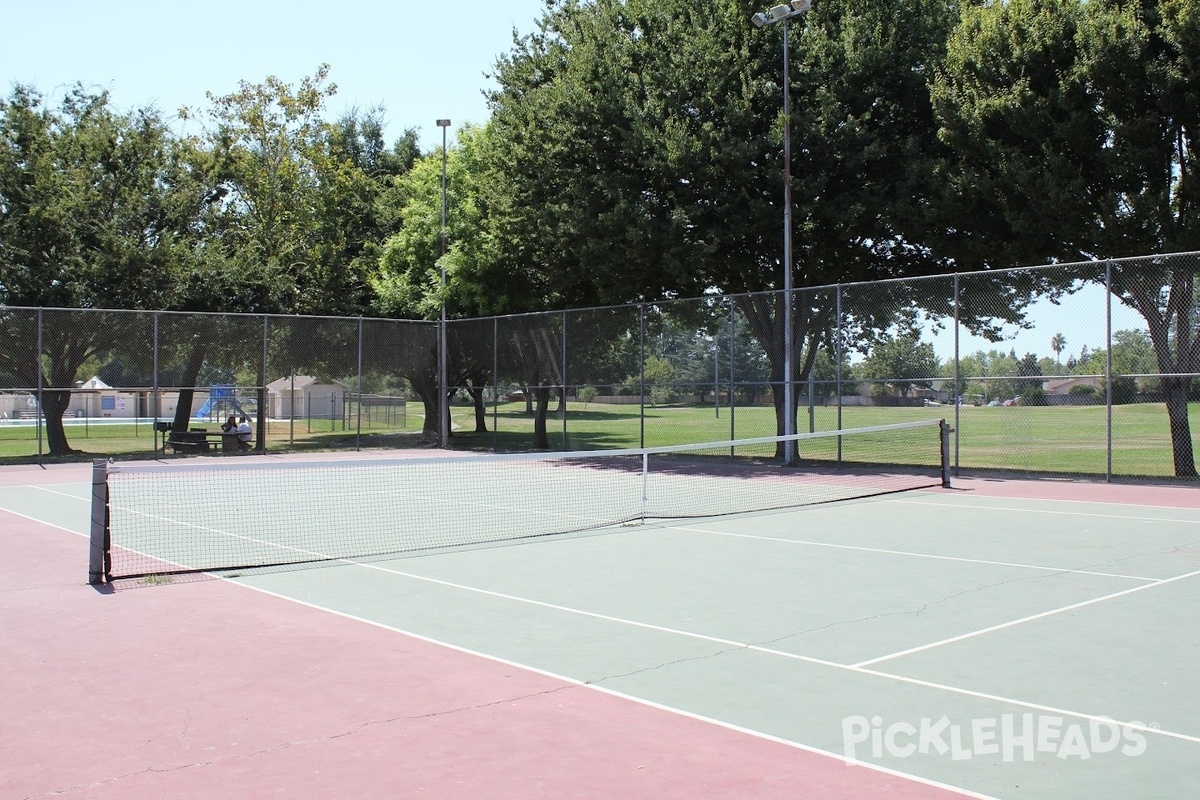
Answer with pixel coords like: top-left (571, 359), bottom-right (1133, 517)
top-left (265, 375), bottom-right (346, 392)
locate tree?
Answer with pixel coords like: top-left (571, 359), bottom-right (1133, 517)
top-left (932, 0), bottom-right (1200, 475)
top-left (0, 86), bottom-right (201, 453)
top-left (860, 335), bottom-right (940, 399)
top-left (1051, 333), bottom-right (1067, 364)
top-left (481, 0), bottom-right (962, 451)
top-left (182, 65), bottom-right (405, 318)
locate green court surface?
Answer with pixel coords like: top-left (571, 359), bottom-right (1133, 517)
top-left (4, 467), bottom-right (1199, 799)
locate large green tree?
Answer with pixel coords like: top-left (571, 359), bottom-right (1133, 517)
top-left (170, 68), bottom-right (416, 433)
top-left (182, 65), bottom-right (411, 317)
top-left (0, 86), bottom-right (200, 453)
top-left (861, 334), bottom-right (941, 398)
top-left (475, 0), bottom-right (960, 448)
top-left (933, 0), bottom-right (1200, 475)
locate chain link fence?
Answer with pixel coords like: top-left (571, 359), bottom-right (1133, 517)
top-left (3, 252), bottom-right (1199, 480)
top-left (0, 309), bottom-right (434, 459)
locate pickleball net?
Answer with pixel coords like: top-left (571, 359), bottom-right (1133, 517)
top-left (89, 418), bottom-right (950, 584)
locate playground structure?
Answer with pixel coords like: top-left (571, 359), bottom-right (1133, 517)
top-left (193, 385), bottom-right (250, 422)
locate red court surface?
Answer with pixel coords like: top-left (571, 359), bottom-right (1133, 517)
top-left (949, 474), bottom-right (1200, 508)
top-left (4, 497), bottom-right (975, 800)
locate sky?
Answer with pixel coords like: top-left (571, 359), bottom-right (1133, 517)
top-left (0, 0), bottom-right (550, 151)
top-left (923, 282), bottom-right (1145, 364)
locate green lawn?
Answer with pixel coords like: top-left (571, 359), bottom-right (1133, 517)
top-left (2, 400), bottom-right (1197, 479)
top-left (450, 400), bottom-right (1200, 479)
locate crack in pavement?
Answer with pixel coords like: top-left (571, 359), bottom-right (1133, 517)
top-left (23, 683), bottom-right (584, 800)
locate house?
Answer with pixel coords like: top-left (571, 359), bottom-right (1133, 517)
top-left (266, 375), bottom-right (346, 420)
top-left (1044, 376), bottom-right (1101, 395)
top-left (69, 376), bottom-right (133, 418)
top-left (1043, 376), bottom-right (1102, 405)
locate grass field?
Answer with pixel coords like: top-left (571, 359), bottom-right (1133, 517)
top-left (1, 400), bottom-right (1197, 479)
top-left (451, 400), bottom-right (1200, 479)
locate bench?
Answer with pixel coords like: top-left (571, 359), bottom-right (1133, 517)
top-left (164, 430), bottom-right (211, 455)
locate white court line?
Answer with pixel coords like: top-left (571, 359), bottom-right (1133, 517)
top-left (0, 503), bottom-right (85, 536)
top-left (853, 567), bottom-right (1200, 668)
top-left (234, 581), bottom-right (999, 800)
top-left (889, 497), bottom-right (1200, 525)
top-left (664, 525), bottom-right (1158, 582)
top-left (332, 557), bottom-right (1200, 748)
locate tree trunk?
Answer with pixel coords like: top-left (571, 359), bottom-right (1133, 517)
top-left (1163, 377), bottom-right (1197, 477)
top-left (468, 384), bottom-right (488, 433)
top-left (408, 372), bottom-right (440, 441)
top-left (171, 342), bottom-right (209, 432)
top-left (734, 294), bottom-right (825, 461)
top-left (41, 389), bottom-right (76, 455)
top-left (532, 385), bottom-right (552, 449)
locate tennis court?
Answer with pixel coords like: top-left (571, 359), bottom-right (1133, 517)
top-left (3, 430), bottom-right (1199, 799)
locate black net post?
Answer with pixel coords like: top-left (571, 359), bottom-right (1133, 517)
top-left (88, 459), bottom-right (111, 585)
top-left (939, 419), bottom-right (953, 489)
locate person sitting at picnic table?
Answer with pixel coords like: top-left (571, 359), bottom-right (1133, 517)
top-left (236, 416), bottom-right (253, 450)
top-left (220, 415), bottom-right (238, 433)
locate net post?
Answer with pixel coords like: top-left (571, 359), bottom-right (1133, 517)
top-left (641, 451), bottom-right (649, 521)
top-left (939, 419), bottom-right (952, 489)
top-left (88, 459), bottom-right (111, 585)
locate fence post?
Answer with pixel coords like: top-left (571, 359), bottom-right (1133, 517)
top-left (953, 273), bottom-right (961, 477)
top-left (357, 317), bottom-right (364, 451)
top-left (639, 303), bottom-right (646, 449)
top-left (728, 298), bottom-right (736, 443)
top-left (36, 308), bottom-right (43, 462)
top-left (835, 285), bottom-right (843, 464)
top-left (256, 315), bottom-right (267, 452)
top-left (492, 317), bottom-right (499, 453)
top-left (562, 310), bottom-right (568, 449)
top-left (152, 312), bottom-right (160, 455)
top-left (714, 315), bottom-right (720, 420)
top-left (494, 316), bottom-right (499, 453)
top-left (1105, 260), bottom-right (1113, 482)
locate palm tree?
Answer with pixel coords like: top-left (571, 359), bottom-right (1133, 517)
top-left (1051, 332), bottom-right (1067, 364)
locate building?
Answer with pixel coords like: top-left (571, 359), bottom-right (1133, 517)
top-left (266, 375), bottom-right (346, 420)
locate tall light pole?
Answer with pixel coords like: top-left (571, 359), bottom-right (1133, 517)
top-left (437, 119), bottom-right (451, 448)
top-left (752, 1), bottom-right (810, 465)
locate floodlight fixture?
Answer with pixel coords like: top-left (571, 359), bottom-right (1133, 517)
top-left (751, 11), bottom-right (768, 27)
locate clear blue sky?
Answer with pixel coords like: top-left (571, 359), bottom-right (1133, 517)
top-left (1, 0), bottom-right (549, 151)
top-left (925, 282), bottom-right (1145, 364)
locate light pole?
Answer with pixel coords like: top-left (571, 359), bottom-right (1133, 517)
top-left (752, 1), bottom-right (810, 465)
top-left (437, 118), bottom-right (451, 448)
